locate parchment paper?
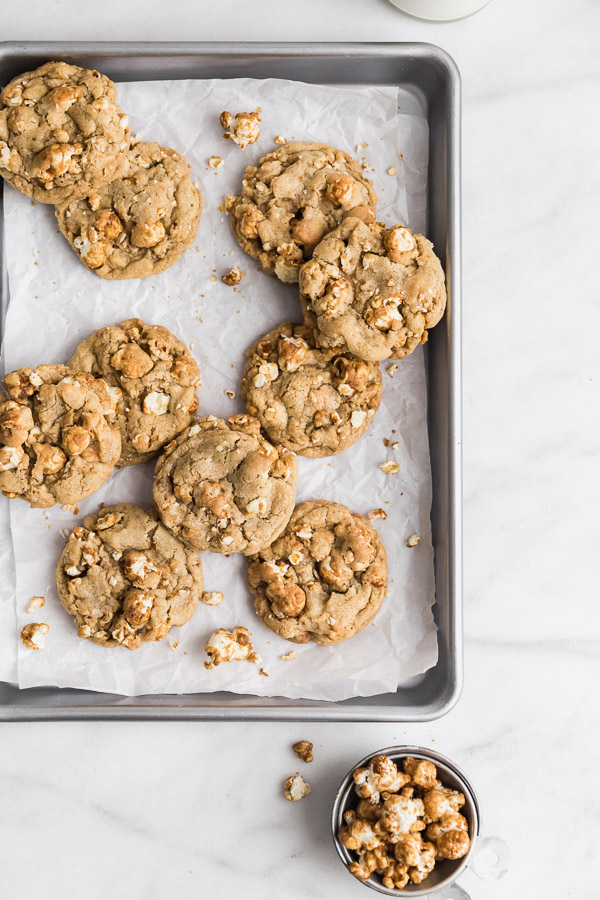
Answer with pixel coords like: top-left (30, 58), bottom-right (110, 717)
top-left (0, 77), bottom-right (436, 700)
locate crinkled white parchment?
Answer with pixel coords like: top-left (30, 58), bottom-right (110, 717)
top-left (0, 77), bottom-right (435, 700)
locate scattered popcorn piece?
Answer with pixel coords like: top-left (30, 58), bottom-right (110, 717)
top-left (280, 650), bottom-right (297, 661)
top-left (222, 266), bottom-right (242, 286)
top-left (225, 390), bottom-right (236, 400)
top-left (209, 274), bottom-right (218, 282)
top-left (248, 651), bottom-right (262, 664)
top-left (259, 667), bottom-right (270, 677)
top-left (20, 622), bottom-right (49, 650)
top-left (392, 441), bottom-right (400, 450)
top-left (284, 774), bottom-right (311, 801)
top-left (204, 626), bottom-right (252, 669)
top-left (208, 155), bottom-right (224, 170)
top-left (170, 641), bottom-right (180, 651)
top-left (201, 591), bottom-right (224, 607)
top-left (292, 740), bottom-right (314, 763)
top-left (26, 595), bottom-right (45, 613)
top-left (380, 460), bottom-right (400, 475)
top-left (387, 363), bottom-right (399, 378)
top-left (387, 166), bottom-right (397, 176)
top-left (274, 135), bottom-right (287, 145)
top-left (406, 534), bottom-right (421, 548)
top-left (220, 109), bottom-right (261, 150)
top-left (368, 508), bottom-right (388, 522)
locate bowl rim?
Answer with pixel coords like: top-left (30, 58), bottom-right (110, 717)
top-left (331, 745), bottom-right (481, 896)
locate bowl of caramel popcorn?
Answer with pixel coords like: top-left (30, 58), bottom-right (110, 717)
top-left (331, 746), bottom-right (482, 895)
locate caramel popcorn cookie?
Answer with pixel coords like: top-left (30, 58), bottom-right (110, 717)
top-left (56, 504), bottom-right (203, 649)
top-left (0, 365), bottom-right (121, 508)
top-left (240, 322), bottom-right (382, 457)
top-left (230, 142), bottom-right (377, 283)
top-left (67, 318), bottom-right (201, 466)
top-left (0, 61), bottom-right (130, 204)
top-left (246, 500), bottom-right (387, 645)
top-left (299, 216), bottom-right (446, 361)
top-left (55, 141), bottom-right (202, 279)
top-left (153, 414), bottom-right (297, 555)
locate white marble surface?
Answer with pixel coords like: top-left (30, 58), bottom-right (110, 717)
top-left (1, 1), bottom-right (599, 898)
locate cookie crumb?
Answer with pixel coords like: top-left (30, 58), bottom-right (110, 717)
top-left (209, 274), bottom-right (218, 282)
top-left (20, 622), bottom-right (49, 650)
top-left (387, 364), bottom-right (399, 378)
top-left (204, 626), bottom-right (252, 669)
top-left (219, 194), bottom-right (236, 213)
top-left (220, 110), bottom-right (261, 150)
top-left (280, 650), bottom-right (297, 661)
top-left (208, 156), bottom-right (224, 170)
top-left (26, 595), bottom-right (45, 613)
top-left (225, 390), bottom-right (236, 400)
top-left (387, 166), bottom-right (397, 176)
top-left (259, 667), bottom-right (269, 677)
top-left (292, 740), bottom-right (314, 763)
top-left (274, 135), bottom-right (287, 145)
top-left (368, 508), bottom-right (387, 522)
top-left (62, 504), bottom-right (79, 514)
top-left (170, 641), bottom-right (180, 651)
top-left (406, 534), bottom-right (421, 548)
top-left (201, 591), bottom-right (224, 606)
top-left (380, 460), bottom-right (400, 475)
top-left (284, 774), bottom-right (311, 801)
top-left (222, 266), bottom-right (242, 286)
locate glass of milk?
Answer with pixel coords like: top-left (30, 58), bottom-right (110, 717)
top-left (387, 0), bottom-right (492, 20)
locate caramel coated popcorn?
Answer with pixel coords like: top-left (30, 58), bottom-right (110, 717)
top-left (20, 622), bottom-right (49, 649)
top-left (220, 110), bottom-right (261, 150)
top-left (292, 740), bottom-right (314, 763)
top-left (203, 626), bottom-right (253, 669)
top-left (340, 754), bottom-right (471, 889)
top-left (222, 266), bottom-right (242, 286)
top-left (26, 595), bottom-right (45, 613)
top-left (284, 774), bottom-right (311, 801)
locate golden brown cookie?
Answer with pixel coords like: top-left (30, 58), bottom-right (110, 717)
top-left (67, 318), bottom-right (201, 466)
top-left (55, 141), bottom-right (202, 279)
top-left (0, 365), bottom-right (121, 508)
top-left (153, 414), bottom-right (297, 555)
top-left (240, 322), bottom-right (382, 457)
top-left (299, 217), bottom-right (446, 361)
top-left (0, 61), bottom-right (130, 204)
top-left (56, 504), bottom-right (203, 649)
top-left (230, 142), bottom-right (377, 283)
top-left (247, 499), bottom-right (387, 644)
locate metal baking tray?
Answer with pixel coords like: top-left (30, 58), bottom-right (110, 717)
top-left (0, 41), bottom-right (461, 722)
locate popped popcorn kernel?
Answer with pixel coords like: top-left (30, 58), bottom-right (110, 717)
top-left (284, 774), bottom-right (311, 801)
top-left (26, 595), bottom-right (45, 613)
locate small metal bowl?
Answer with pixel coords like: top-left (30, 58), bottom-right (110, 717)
top-left (332, 745), bottom-right (496, 897)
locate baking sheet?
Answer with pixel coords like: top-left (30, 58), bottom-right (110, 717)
top-left (0, 76), bottom-right (436, 700)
